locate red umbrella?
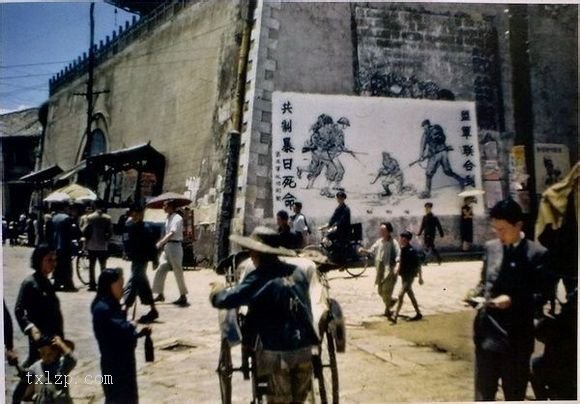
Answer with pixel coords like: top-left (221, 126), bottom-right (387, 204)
top-left (145, 192), bottom-right (192, 209)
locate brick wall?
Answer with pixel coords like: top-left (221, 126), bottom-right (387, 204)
top-left (354, 4), bottom-right (503, 131)
top-left (528, 5), bottom-right (578, 162)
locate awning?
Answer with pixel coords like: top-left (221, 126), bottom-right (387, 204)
top-left (19, 165), bottom-right (63, 183)
top-left (55, 161), bottom-right (87, 181)
top-left (87, 142), bottom-right (164, 170)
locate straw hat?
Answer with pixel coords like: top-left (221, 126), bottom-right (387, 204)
top-left (229, 226), bottom-right (297, 257)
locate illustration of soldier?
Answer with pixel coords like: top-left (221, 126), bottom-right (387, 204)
top-left (413, 120), bottom-right (466, 199)
top-left (371, 152), bottom-right (405, 196)
top-left (297, 115), bottom-right (352, 198)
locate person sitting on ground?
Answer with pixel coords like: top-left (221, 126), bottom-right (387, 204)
top-left (392, 231), bottom-right (423, 324)
top-left (19, 335), bottom-right (76, 404)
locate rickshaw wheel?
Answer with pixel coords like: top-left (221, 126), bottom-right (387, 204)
top-left (344, 242), bottom-right (367, 278)
top-left (217, 339), bottom-right (233, 404)
top-left (317, 329), bottom-right (339, 404)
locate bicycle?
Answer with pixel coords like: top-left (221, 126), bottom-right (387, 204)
top-left (302, 223), bottom-right (368, 278)
top-left (71, 240), bottom-right (90, 286)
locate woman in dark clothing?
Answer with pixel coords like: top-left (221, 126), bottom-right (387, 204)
top-left (92, 268), bottom-right (150, 404)
top-left (460, 197), bottom-right (474, 251)
top-left (13, 245), bottom-right (64, 404)
top-left (15, 244), bottom-right (64, 366)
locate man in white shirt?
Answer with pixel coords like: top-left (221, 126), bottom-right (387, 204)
top-left (289, 202), bottom-right (309, 248)
top-left (152, 200), bottom-right (188, 306)
top-left (359, 222), bottom-right (401, 318)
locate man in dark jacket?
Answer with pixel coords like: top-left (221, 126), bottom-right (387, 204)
top-left (470, 198), bottom-right (548, 401)
top-left (123, 205), bottom-right (159, 323)
top-left (392, 231), bottom-right (423, 324)
top-left (50, 203), bottom-right (76, 291)
top-left (210, 227), bottom-right (318, 403)
top-left (321, 191), bottom-right (351, 263)
top-left (418, 202), bottom-right (444, 265)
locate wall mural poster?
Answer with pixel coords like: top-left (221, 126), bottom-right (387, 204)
top-left (271, 92), bottom-right (484, 221)
top-left (533, 143), bottom-right (570, 195)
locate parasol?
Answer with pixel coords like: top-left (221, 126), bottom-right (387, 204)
top-left (44, 192), bottom-right (71, 203)
top-left (47, 184), bottom-right (98, 202)
top-left (458, 189), bottom-right (485, 198)
top-left (145, 192), bottom-right (192, 209)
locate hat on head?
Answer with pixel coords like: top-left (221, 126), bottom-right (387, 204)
top-left (229, 226), bottom-right (297, 256)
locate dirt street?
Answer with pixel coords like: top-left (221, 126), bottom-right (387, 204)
top-left (4, 245), bottom-right (488, 403)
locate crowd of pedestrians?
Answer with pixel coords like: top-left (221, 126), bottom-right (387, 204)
top-left (4, 176), bottom-right (577, 402)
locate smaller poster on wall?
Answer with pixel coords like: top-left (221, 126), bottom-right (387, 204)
top-left (509, 145), bottom-right (530, 213)
top-left (483, 181), bottom-right (503, 209)
top-left (533, 143), bottom-right (570, 195)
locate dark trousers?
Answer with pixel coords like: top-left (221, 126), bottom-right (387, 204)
top-left (54, 250), bottom-right (74, 289)
top-left (395, 277), bottom-right (420, 316)
top-left (423, 235), bottom-right (441, 263)
top-left (475, 347), bottom-right (531, 401)
top-left (88, 250), bottom-right (109, 288)
top-left (123, 261), bottom-right (154, 307)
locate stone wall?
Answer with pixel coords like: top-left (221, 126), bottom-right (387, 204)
top-left (237, 2), bottom-right (577, 249)
top-left (528, 5), bottom-right (578, 162)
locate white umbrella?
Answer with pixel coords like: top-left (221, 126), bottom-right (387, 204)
top-left (54, 184), bottom-right (98, 202)
top-left (458, 189), bottom-right (485, 198)
top-left (44, 192), bottom-right (72, 203)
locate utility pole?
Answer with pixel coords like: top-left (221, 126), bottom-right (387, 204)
top-left (75, 2), bottom-right (108, 161)
top-left (508, 5), bottom-right (538, 238)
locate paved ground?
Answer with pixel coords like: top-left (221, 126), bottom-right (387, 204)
top-left (3, 245), bottom-right (485, 403)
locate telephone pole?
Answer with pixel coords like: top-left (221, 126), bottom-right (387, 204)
top-left (75, 2), bottom-right (108, 161)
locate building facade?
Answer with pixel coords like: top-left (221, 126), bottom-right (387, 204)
top-left (0, 108), bottom-right (42, 219)
top-left (40, 1), bottom-right (578, 258)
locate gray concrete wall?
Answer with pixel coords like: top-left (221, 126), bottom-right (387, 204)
top-left (43, 1), bottom-right (245, 259)
top-left (239, 2), bottom-right (577, 249)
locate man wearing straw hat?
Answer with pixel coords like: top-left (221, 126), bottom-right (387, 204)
top-left (210, 227), bottom-right (319, 403)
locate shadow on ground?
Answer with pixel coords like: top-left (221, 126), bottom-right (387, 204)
top-left (365, 310), bottom-right (476, 362)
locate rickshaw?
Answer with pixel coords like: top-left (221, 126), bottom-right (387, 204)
top-left (214, 251), bottom-right (345, 404)
top-left (303, 223), bottom-right (369, 278)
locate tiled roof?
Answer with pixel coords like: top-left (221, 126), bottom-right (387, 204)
top-left (0, 108), bottom-right (42, 138)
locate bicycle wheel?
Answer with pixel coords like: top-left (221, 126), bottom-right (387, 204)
top-left (217, 339), bottom-right (232, 404)
top-left (75, 254), bottom-right (91, 286)
top-left (317, 329), bottom-right (339, 404)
